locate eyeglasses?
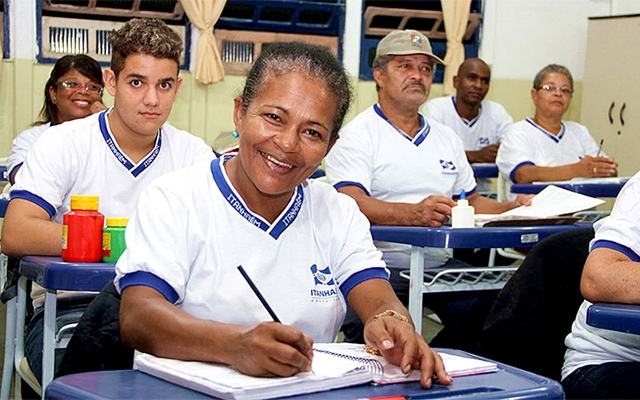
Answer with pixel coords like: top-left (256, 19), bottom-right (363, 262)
top-left (538, 84), bottom-right (572, 96)
top-left (55, 81), bottom-right (103, 95)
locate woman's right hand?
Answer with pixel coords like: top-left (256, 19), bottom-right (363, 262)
top-left (229, 322), bottom-right (314, 377)
top-left (579, 155), bottom-right (618, 177)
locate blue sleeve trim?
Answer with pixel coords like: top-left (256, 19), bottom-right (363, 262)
top-left (592, 240), bottom-right (640, 262)
top-left (510, 161), bottom-right (535, 183)
top-left (9, 190), bottom-right (57, 218)
top-left (333, 181), bottom-right (370, 197)
top-left (340, 267), bottom-right (389, 299)
top-left (8, 163), bottom-right (22, 185)
top-left (119, 271), bottom-right (180, 304)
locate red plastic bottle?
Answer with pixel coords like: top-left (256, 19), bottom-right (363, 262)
top-left (62, 195), bottom-right (105, 262)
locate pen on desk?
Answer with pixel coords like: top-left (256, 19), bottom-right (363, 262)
top-left (596, 139), bottom-right (604, 157)
top-left (237, 265), bottom-right (281, 323)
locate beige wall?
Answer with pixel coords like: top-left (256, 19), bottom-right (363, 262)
top-left (0, 59), bottom-right (583, 158)
top-left (348, 77), bottom-right (582, 126)
top-left (0, 59), bottom-right (247, 157)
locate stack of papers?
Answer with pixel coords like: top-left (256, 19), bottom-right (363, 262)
top-left (135, 343), bottom-right (498, 400)
top-left (475, 185), bottom-right (605, 227)
top-left (533, 176), bottom-right (630, 184)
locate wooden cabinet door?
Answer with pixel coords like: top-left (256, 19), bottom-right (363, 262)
top-left (582, 16), bottom-right (640, 177)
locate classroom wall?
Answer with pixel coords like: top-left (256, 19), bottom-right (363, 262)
top-left (2, 0), bottom-right (640, 158)
top-left (0, 59), bottom-right (247, 156)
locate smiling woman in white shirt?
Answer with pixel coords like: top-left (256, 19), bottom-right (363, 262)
top-left (115, 41), bottom-right (452, 390)
top-left (496, 64), bottom-right (618, 200)
top-left (6, 54), bottom-right (106, 184)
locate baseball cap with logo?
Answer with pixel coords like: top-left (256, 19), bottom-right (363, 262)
top-left (375, 29), bottom-right (445, 65)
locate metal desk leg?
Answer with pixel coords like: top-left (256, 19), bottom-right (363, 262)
top-left (488, 248), bottom-right (496, 267)
top-left (42, 289), bottom-right (57, 391)
top-left (408, 246), bottom-right (425, 334)
top-left (13, 277), bottom-right (28, 398)
top-left (1, 297), bottom-right (17, 400)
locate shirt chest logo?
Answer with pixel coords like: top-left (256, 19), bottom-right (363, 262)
top-left (310, 264), bottom-right (338, 303)
top-left (439, 159), bottom-right (459, 176)
top-left (311, 264), bottom-right (335, 285)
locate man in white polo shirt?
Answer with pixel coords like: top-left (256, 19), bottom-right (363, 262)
top-left (325, 29), bottom-right (529, 352)
top-left (422, 58), bottom-right (513, 192)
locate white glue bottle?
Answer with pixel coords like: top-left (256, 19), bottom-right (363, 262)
top-left (452, 189), bottom-right (475, 228)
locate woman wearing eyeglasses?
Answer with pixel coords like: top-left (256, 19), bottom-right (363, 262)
top-left (5, 54), bottom-right (107, 184)
top-left (495, 64), bottom-right (618, 200)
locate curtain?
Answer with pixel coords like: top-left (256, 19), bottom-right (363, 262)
top-left (180, 0), bottom-right (227, 85)
top-left (440, 0), bottom-right (471, 96)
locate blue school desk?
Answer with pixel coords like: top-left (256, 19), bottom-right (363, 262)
top-left (4, 256), bottom-right (116, 394)
top-left (586, 302), bottom-right (640, 335)
top-left (511, 180), bottom-right (628, 197)
top-left (44, 349), bottom-right (564, 399)
top-left (471, 163), bottom-right (499, 179)
top-left (370, 225), bottom-right (585, 333)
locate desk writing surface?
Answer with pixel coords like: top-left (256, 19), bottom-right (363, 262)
top-left (44, 349), bottom-right (564, 400)
top-left (370, 225), bottom-right (582, 249)
top-left (587, 302), bottom-right (640, 335)
top-left (511, 182), bottom-right (625, 197)
top-left (471, 163), bottom-right (499, 179)
top-left (19, 256), bottom-right (116, 291)
top-left (371, 224), bottom-right (588, 331)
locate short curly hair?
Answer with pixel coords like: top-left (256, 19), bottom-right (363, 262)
top-left (108, 18), bottom-right (182, 77)
top-left (533, 64), bottom-right (574, 91)
top-left (240, 42), bottom-right (352, 141)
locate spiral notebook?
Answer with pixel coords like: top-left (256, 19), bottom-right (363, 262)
top-left (135, 343), bottom-right (498, 400)
top-left (314, 343), bottom-right (498, 382)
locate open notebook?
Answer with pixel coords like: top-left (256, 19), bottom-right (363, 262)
top-left (135, 343), bottom-right (497, 400)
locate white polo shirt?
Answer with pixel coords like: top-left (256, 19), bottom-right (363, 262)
top-left (6, 123), bottom-right (51, 182)
top-left (423, 96), bottom-right (513, 192)
top-left (562, 171), bottom-right (640, 380)
top-left (325, 104), bottom-right (477, 268)
top-left (10, 109), bottom-right (215, 306)
top-left (422, 95), bottom-right (512, 151)
top-left (116, 156), bottom-right (388, 343)
top-left (496, 117), bottom-right (603, 200)
top-left (11, 110), bottom-right (215, 222)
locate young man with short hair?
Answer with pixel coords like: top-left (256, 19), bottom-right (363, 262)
top-left (1, 18), bottom-right (214, 383)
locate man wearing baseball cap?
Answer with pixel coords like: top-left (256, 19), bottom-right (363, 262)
top-left (326, 30), bottom-right (530, 351)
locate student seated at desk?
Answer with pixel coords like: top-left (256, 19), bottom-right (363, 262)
top-left (324, 29), bottom-right (532, 353)
top-left (562, 171), bottom-right (640, 398)
top-left (6, 54), bottom-right (107, 185)
top-left (496, 64), bottom-right (618, 200)
top-left (422, 58), bottom-right (513, 193)
top-left (0, 18), bottom-right (214, 384)
top-left (115, 42), bottom-right (451, 389)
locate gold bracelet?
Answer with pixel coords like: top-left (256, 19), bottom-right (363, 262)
top-left (365, 310), bottom-right (410, 355)
top-left (372, 309), bottom-right (409, 323)
top-left (364, 345), bottom-right (382, 355)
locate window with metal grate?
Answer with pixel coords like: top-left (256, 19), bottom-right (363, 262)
top-left (359, 0), bottom-right (483, 83)
top-left (38, 0), bottom-right (188, 67)
top-left (215, 0), bottom-right (345, 76)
